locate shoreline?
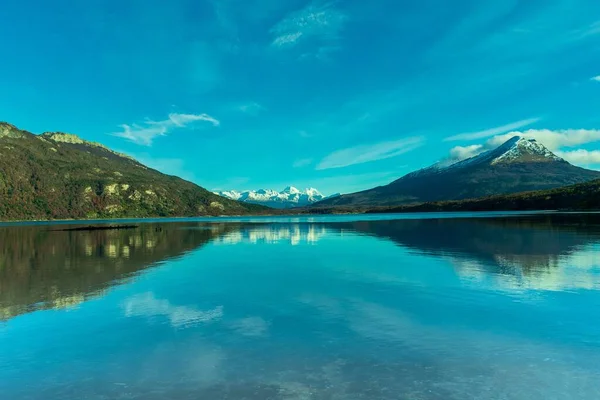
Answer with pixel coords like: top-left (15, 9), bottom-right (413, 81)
top-left (0, 209), bottom-right (589, 228)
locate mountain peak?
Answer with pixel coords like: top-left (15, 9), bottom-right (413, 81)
top-left (436, 136), bottom-right (563, 174)
top-left (0, 122), bottom-right (27, 139)
top-left (490, 135), bottom-right (562, 165)
top-left (215, 186), bottom-right (328, 209)
top-left (282, 186), bottom-right (301, 194)
top-left (0, 121), bottom-right (18, 130)
top-left (316, 134), bottom-right (600, 208)
top-left (305, 187), bottom-right (323, 197)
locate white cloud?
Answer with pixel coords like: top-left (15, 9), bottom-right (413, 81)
top-left (316, 136), bottom-right (424, 170)
top-left (293, 158), bottom-right (313, 168)
top-left (114, 112), bottom-right (220, 146)
top-left (167, 113), bottom-right (220, 127)
top-left (124, 292), bottom-right (223, 328)
top-left (444, 118), bottom-right (541, 142)
top-left (576, 20), bottom-right (600, 40)
top-left (591, 76), bottom-right (600, 82)
top-left (487, 129), bottom-right (600, 151)
top-left (115, 124), bottom-right (168, 147)
top-left (449, 144), bottom-right (484, 161)
top-left (271, 2), bottom-right (347, 52)
top-left (555, 149), bottom-right (600, 165)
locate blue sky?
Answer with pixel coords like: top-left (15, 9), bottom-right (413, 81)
top-left (2, 0), bottom-right (600, 194)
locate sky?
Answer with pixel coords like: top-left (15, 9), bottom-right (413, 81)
top-left (2, 0), bottom-right (600, 195)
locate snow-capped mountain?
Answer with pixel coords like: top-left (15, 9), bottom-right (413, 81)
top-left (405, 136), bottom-right (564, 179)
top-left (316, 136), bottom-right (600, 207)
top-left (214, 186), bottom-right (339, 209)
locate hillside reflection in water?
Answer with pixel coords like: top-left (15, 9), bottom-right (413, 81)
top-left (1, 214), bottom-right (599, 399)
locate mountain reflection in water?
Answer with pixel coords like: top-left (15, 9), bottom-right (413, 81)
top-left (2, 214), bottom-right (600, 321)
top-left (1, 214), bottom-right (599, 400)
top-left (330, 214), bottom-right (600, 291)
top-left (0, 223), bottom-right (234, 320)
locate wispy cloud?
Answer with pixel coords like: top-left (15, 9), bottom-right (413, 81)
top-left (574, 20), bottom-right (600, 40)
top-left (271, 1), bottom-right (347, 54)
top-left (487, 129), bottom-right (600, 150)
top-left (238, 102), bottom-right (265, 115)
top-left (273, 32), bottom-right (304, 47)
top-left (444, 118), bottom-right (541, 142)
top-left (168, 113), bottom-right (220, 127)
top-left (114, 113), bottom-right (220, 146)
top-left (293, 158), bottom-right (313, 168)
top-left (317, 136), bottom-right (424, 170)
top-left (449, 144), bottom-right (484, 161)
top-left (591, 76), bottom-right (600, 82)
top-left (124, 292), bottom-right (223, 329)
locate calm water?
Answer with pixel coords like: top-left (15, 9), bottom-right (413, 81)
top-left (1, 213), bottom-right (600, 399)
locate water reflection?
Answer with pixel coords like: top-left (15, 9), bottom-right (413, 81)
top-left (2, 215), bottom-right (600, 322)
top-left (331, 214), bottom-right (600, 291)
top-left (1, 215), bottom-right (600, 399)
top-left (215, 223), bottom-right (327, 245)
top-left (0, 223), bottom-right (233, 321)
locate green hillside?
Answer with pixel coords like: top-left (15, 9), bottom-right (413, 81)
top-left (0, 122), bottom-right (269, 221)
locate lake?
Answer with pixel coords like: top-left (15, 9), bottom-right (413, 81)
top-left (1, 212), bottom-right (600, 399)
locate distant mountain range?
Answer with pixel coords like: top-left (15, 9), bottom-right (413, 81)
top-left (215, 186), bottom-right (340, 209)
top-left (0, 122), bottom-right (269, 220)
top-left (315, 136), bottom-right (600, 207)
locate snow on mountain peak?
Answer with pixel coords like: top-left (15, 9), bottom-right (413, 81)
top-left (490, 136), bottom-right (562, 164)
top-left (216, 190), bottom-right (243, 200)
top-left (400, 136), bottom-right (565, 181)
top-left (282, 186), bottom-right (301, 194)
top-left (305, 187), bottom-right (323, 197)
top-left (214, 186), bottom-right (333, 209)
top-left (447, 135), bottom-right (563, 168)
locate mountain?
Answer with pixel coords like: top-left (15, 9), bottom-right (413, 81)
top-left (215, 186), bottom-right (340, 209)
top-left (315, 136), bottom-right (600, 207)
top-left (0, 122), bottom-right (269, 220)
top-left (368, 178), bottom-right (600, 213)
